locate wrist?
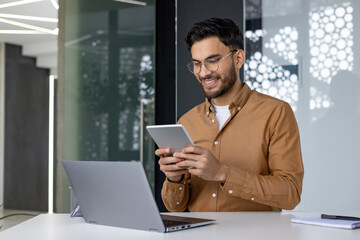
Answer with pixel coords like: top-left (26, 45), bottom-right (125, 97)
top-left (168, 174), bottom-right (184, 183)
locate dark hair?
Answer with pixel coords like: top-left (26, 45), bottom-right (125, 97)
top-left (185, 18), bottom-right (244, 51)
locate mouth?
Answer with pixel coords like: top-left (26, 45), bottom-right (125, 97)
top-left (202, 78), bottom-right (219, 88)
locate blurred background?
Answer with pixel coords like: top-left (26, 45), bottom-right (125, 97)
top-left (0, 0), bottom-right (359, 214)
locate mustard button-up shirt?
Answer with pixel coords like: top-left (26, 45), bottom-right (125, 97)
top-left (161, 83), bottom-right (304, 212)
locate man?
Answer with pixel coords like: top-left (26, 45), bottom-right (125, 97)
top-left (155, 18), bottom-right (304, 212)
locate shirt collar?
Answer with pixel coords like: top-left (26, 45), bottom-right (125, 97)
top-left (205, 82), bottom-right (252, 113)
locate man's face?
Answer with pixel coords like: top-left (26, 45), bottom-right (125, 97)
top-left (190, 36), bottom-right (238, 100)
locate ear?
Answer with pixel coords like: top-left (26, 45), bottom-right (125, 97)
top-left (234, 49), bottom-right (245, 70)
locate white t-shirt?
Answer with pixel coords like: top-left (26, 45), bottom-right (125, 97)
top-left (212, 103), bottom-right (231, 131)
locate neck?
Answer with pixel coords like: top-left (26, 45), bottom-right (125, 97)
top-left (211, 80), bottom-right (242, 106)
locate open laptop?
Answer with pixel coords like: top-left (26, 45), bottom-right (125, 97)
top-left (63, 161), bottom-right (215, 232)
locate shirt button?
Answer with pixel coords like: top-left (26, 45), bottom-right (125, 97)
top-left (178, 187), bottom-right (183, 190)
top-left (211, 119), bottom-right (215, 123)
top-left (229, 190), bottom-right (233, 194)
top-left (214, 141), bottom-right (218, 145)
top-left (176, 202), bottom-right (180, 205)
top-left (212, 193), bottom-right (216, 198)
top-left (237, 107), bottom-right (241, 110)
top-left (251, 197), bottom-right (255, 201)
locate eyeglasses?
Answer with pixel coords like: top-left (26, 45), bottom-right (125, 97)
top-left (187, 50), bottom-right (237, 74)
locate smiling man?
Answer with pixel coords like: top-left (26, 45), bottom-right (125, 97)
top-left (156, 18), bottom-right (304, 212)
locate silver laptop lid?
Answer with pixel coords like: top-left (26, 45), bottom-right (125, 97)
top-left (63, 161), bottom-right (166, 232)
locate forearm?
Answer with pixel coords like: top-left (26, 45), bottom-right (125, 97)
top-left (221, 166), bottom-right (303, 210)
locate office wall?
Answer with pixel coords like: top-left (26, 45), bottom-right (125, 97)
top-left (296, 0), bottom-right (360, 211)
top-left (154, 0), bottom-right (176, 212)
top-left (0, 43), bottom-right (4, 208)
top-left (4, 44), bottom-right (49, 211)
top-left (245, 0), bottom-right (360, 211)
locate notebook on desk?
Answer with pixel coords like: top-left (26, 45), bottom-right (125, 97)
top-left (63, 161), bottom-right (215, 232)
top-left (291, 215), bottom-right (360, 230)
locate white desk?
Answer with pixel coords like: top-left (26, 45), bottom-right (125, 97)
top-left (0, 212), bottom-right (359, 240)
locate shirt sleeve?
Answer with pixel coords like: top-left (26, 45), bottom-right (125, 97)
top-left (221, 102), bottom-right (304, 210)
top-left (161, 173), bottom-right (191, 212)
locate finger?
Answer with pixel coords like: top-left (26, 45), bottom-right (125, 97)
top-left (176, 160), bottom-right (198, 169)
top-left (187, 168), bottom-right (201, 176)
top-left (155, 148), bottom-right (170, 157)
top-left (173, 152), bottom-right (201, 162)
top-left (182, 145), bottom-right (204, 154)
top-left (158, 156), bottom-right (183, 166)
top-left (161, 162), bottom-right (187, 172)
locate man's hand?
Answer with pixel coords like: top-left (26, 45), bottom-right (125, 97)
top-left (174, 146), bottom-right (229, 182)
top-left (155, 148), bottom-right (188, 183)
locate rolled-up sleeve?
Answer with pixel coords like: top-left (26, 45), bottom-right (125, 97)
top-left (161, 176), bottom-right (190, 212)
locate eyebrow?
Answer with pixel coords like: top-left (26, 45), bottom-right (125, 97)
top-left (192, 53), bottom-right (221, 62)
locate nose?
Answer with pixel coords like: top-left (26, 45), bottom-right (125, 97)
top-left (198, 64), bottom-right (212, 78)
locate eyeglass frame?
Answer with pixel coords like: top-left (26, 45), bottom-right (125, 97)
top-left (187, 49), bottom-right (238, 74)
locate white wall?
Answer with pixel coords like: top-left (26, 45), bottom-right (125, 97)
top-left (0, 43), bottom-right (4, 208)
top-left (248, 0), bottom-right (360, 211)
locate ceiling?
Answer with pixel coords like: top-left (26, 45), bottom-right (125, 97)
top-left (0, 0), bottom-right (58, 74)
top-left (0, 0), bottom-right (58, 45)
top-left (0, 0), bottom-right (151, 75)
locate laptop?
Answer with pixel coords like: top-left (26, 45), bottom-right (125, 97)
top-left (63, 160), bottom-right (215, 232)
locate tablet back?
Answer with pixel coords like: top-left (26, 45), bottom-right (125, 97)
top-left (146, 124), bottom-right (194, 153)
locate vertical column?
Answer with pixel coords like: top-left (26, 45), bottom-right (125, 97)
top-left (155, 0), bottom-right (176, 212)
top-left (108, 11), bottom-right (120, 161)
top-left (0, 43), bottom-right (4, 209)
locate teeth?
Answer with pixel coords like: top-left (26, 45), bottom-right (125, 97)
top-left (205, 79), bottom-right (215, 84)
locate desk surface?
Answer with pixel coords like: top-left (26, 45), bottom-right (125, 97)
top-left (0, 212), bottom-right (359, 240)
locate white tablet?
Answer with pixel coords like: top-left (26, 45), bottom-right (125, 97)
top-left (146, 124), bottom-right (194, 153)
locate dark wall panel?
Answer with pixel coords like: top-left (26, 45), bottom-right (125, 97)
top-left (4, 43), bottom-right (49, 211)
top-left (154, 0), bottom-right (244, 212)
top-left (155, 0), bottom-right (176, 212)
top-left (177, 0), bottom-right (244, 118)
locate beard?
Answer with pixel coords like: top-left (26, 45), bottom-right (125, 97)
top-left (198, 64), bottom-right (237, 100)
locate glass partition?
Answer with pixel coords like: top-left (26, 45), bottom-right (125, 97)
top-left (60, 0), bottom-right (155, 211)
top-left (245, 0), bottom-right (360, 211)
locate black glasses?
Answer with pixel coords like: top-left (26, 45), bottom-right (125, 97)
top-left (187, 50), bottom-right (237, 74)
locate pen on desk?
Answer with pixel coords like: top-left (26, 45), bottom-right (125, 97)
top-left (321, 214), bottom-right (360, 221)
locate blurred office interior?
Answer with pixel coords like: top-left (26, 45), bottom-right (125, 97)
top-left (0, 0), bottom-right (359, 214)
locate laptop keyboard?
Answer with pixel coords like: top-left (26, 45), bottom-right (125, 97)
top-left (162, 219), bottom-right (190, 227)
